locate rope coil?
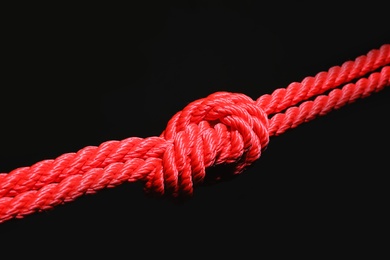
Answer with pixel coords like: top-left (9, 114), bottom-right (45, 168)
top-left (0, 44), bottom-right (389, 223)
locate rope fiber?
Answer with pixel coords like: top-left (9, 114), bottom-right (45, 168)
top-left (0, 44), bottom-right (389, 224)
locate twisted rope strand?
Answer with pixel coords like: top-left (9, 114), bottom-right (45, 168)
top-left (0, 44), bottom-right (389, 223)
top-left (268, 66), bottom-right (389, 136)
top-left (256, 44), bottom-right (389, 115)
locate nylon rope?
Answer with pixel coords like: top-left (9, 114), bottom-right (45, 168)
top-left (0, 44), bottom-right (389, 224)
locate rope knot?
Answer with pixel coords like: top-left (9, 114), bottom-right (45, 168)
top-left (145, 91), bottom-right (269, 196)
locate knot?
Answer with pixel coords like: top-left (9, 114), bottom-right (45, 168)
top-left (144, 91), bottom-right (269, 197)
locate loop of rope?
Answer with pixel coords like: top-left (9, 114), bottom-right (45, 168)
top-left (148, 91), bottom-right (269, 196)
top-left (0, 44), bottom-right (389, 223)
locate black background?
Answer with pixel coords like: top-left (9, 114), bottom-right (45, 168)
top-left (1, 1), bottom-right (389, 257)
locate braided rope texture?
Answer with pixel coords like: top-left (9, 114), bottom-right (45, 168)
top-left (0, 44), bottom-right (389, 223)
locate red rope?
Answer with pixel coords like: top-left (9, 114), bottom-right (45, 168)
top-left (0, 44), bottom-right (389, 223)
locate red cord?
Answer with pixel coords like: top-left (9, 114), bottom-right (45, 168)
top-left (0, 44), bottom-right (389, 223)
